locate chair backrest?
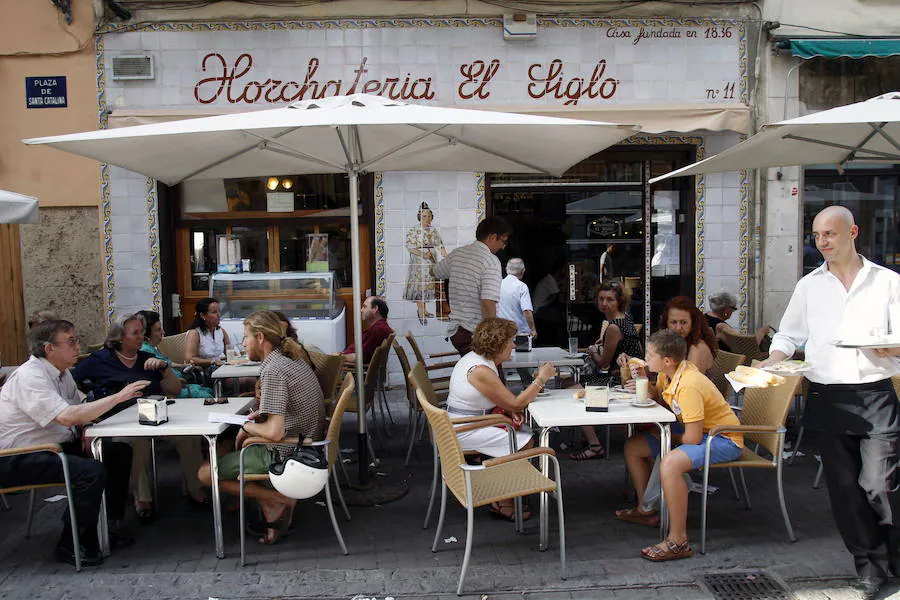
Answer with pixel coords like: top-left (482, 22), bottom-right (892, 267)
top-left (739, 375), bottom-right (803, 455)
top-left (360, 342), bottom-right (389, 405)
top-left (325, 373), bottom-right (355, 472)
top-left (393, 340), bottom-right (415, 408)
top-left (709, 349), bottom-right (747, 398)
top-left (311, 352), bottom-right (344, 404)
top-left (893, 375), bottom-right (900, 399)
top-left (407, 361), bottom-right (443, 409)
top-left (157, 332), bottom-right (188, 364)
top-left (720, 329), bottom-right (765, 361)
top-left (417, 389), bottom-right (467, 506)
top-left (405, 332), bottom-right (427, 364)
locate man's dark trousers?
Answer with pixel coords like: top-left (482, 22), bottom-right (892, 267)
top-left (0, 440), bottom-right (132, 551)
top-left (809, 379), bottom-right (900, 581)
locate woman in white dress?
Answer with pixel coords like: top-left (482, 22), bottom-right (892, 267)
top-left (445, 317), bottom-right (556, 521)
top-left (403, 202), bottom-right (448, 325)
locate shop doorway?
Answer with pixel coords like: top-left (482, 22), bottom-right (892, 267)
top-left (488, 146), bottom-right (697, 349)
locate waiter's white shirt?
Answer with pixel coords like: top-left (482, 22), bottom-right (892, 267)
top-left (770, 256), bottom-right (900, 385)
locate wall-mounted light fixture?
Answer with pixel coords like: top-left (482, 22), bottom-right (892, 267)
top-left (267, 177), bottom-right (280, 191)
top-left (281, 178), bottom-right (293, 190)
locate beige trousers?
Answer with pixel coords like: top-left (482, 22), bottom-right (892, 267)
top-left (129, 437), bottom-right (204, 503)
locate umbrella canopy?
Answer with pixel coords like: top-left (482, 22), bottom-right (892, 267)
top-left (649, 92), bottom-right (900, 184)
top-left (25, 94), bottom-right (638, 184)
top-left (0, 190), bottom-right (39, 224)
top-left (24, 93), bottom-right (639, 481)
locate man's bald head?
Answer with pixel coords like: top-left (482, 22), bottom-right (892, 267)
top-left (812, 205), bottom-right (858, 265)
top-left (814, 205), bottom-right (855, 230)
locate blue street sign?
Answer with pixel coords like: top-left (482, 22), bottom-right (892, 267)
top-left (25, 76), bottom-right (67, 108)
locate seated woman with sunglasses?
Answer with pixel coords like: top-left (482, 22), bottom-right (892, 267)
top-left (72, 314), bottom-right (207, 522)
top-left (571, 282), bottom-right (643, 460)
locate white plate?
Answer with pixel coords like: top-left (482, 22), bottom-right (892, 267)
top-left (631, 400), bottom-right (656, 408)
top-left (537, 389), bottom-right (550, 397)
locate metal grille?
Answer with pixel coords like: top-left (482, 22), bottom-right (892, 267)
top-left (698, 571), bottom-right (795, 600)
top-left (112, 55), bottom-right (154, 80)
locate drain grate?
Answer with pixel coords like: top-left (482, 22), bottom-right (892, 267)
top-left (698, 570), bottom-right (795, 600)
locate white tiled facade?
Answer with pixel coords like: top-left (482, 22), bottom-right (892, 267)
top-left (98, 19), bottom-right (749, 380)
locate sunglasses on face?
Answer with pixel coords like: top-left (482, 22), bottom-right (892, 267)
top-left (203, 397), bottom-right (229, 405)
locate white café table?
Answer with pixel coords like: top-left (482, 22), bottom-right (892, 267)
top-left (211, 362), bottom-right (262, 397)
top-left (527, 388), bottom-right (677, 548)
top-left (86, 396), bottom-right (254, 558)
top-left (502, 347), bottom-right (584, 382)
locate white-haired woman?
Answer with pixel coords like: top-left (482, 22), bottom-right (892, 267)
top-left (72, 314), bottom-right (205, 523)
top-left (705, 292), bottom-right (771, 352)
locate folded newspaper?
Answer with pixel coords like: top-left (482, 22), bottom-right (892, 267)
top-left (207, 413), bottom-right (250, 426)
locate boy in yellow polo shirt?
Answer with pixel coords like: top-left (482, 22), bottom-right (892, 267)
top-left (616, 329), bottom-right (743, 561)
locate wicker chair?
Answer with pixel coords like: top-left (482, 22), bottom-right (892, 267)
top-left (417, 391), bottom-right (566, 595)
top-left (305, 351), bottom-right (345, 414)
top-left (0, 444), bottom-right (83, 571)
top-left (708, 350), bottom-right (748, 399)
top-left (394, 342), bottom-right (449, 466)
top-left (698, 374), bottom-right (803, 554)
top-left (157, 332), bottom-right (189, 365)
top-left (238, 374), bottom-right (355, 566)
top-left (345, 341), bottom-right (388, 461)
top-left (719, 330), bottom-right (767, 362)
top-left (405, 332), bottom-right (457, 384)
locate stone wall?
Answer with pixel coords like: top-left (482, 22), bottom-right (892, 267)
top-left (21, 207), bottom-right (106, 346)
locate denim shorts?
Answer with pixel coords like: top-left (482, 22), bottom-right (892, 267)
top-left (644, 428), bottom-right (742, 469)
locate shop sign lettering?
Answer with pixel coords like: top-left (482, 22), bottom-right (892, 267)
top-left (194, 53), bottom-right (621, 106)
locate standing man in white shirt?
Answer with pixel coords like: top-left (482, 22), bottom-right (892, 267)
top-left (433, 216), bottom-right (512, 355)
top-left (0, 320), bottom-right (147, 566)
top-left (761, 206), bottom-right (900, 600)
top-left (497, 258), bottom-right (537, 386)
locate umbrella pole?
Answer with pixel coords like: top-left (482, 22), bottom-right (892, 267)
top-left (348, 169), bottom-right (369, 485)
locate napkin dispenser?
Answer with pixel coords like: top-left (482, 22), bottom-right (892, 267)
top-left (584, 386), bottom-right (609, 412)
top-left (138, 395), bottom-right (168, 426)
top-left (514, 335), bottom-right (532, 352)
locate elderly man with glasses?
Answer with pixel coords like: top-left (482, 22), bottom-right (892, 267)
top-left (704, 291), bottom-right (771, 352)
top-left (0, 320), bottom-right (147, 566)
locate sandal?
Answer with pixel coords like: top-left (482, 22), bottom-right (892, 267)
top-left (569, 444), bottom-right (605, 461)
top-left (640, 539), bottom-right (694, 562)
top-left (258, 505), bottom-right (294, 545)
top-left (489, 502), bottom-right (531, 522)
top-left (614, 507), bottom-right (660, 527)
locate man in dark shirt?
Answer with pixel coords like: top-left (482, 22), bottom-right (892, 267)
top-left (343, 296), bottom-right (393, 364)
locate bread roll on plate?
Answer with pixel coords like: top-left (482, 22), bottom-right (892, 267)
top-left (727, 365), bottom-right (786, 388)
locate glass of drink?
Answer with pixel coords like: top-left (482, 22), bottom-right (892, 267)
top-left (635, 377), bottom-right (650, 403)
top-left (567, 337), bottom-right (578, 355)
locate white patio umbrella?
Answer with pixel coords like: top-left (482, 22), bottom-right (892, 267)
top-left (24, 93), bottom-right (639, 479)
top-left (649, 92), bottom-right (900, 184)
top-left (0, 190), bottom-right (39, 224)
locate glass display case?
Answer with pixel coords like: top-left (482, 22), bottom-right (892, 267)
top-left (210, 271), bottom-right (346, 353)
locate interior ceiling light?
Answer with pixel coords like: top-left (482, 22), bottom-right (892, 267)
top-left (281, 178), bottom-right (293, 190)
top-left (267, 177), bottom-right (279, 191)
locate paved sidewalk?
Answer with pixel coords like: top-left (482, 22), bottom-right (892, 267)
top-left (0, 388), bottom-right (897, 599)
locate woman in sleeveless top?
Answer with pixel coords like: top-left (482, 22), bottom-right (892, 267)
top-left (446, 318), bottom-right (556, 521)
top-left (572, 282), bottom-right (644, 460)
top-left (184, 297), bottom-right (231, 387)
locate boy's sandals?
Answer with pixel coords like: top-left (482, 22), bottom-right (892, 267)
top-left (614, 507), bottom-right (660, 527)
top-left (640, 539), bottom-right (694, 562)
top-left (569, 444), bottom-right (605, 461)
top-left (489, 502), bottom-right (531, 522)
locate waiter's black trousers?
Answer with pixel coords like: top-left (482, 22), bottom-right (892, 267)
top-left (0, 441), bottom-right (131, 551)
top-left (819, 431), bottom-right (900, 580)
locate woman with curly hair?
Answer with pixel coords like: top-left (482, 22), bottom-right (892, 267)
top-left (445, 317), bottom-right (555, 521)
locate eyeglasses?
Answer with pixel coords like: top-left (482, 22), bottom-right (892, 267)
top-left (52, 336), bottom-right (80, 348)
top-left (203, 397), bottom-right (229, 405)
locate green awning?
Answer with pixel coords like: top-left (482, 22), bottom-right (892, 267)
top-left (787, 38), bottom-right (900, 59)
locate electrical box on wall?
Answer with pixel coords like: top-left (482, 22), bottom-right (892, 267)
top-left (503, 14), bottom-right (537, 41)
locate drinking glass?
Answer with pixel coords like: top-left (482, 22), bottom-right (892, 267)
top-left (567, 337), bottom-right (578, 355)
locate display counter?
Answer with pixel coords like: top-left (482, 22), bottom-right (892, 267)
top-left (210, 271), bottom-right (346, 354)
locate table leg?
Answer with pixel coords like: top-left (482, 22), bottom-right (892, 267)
top-left (655, 422), bottom-right (671, 540)
top-left (538, 426), bottom-right (551, 551)
top-left (205, 434), bottom-right (225, 558)
top-left (90, 438), bottom-right (110, 557)
top-left (151, 438), bottom-right (159, 505)
top-left (215, 379), bottom-right (223, 399)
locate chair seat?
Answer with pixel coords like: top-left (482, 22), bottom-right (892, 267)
top-left (708, 447), bottom-right (775, 469)
top-left (0, 483), bottom-right (65, 495)
top-left (468, 461), bottom-right (557, 508)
